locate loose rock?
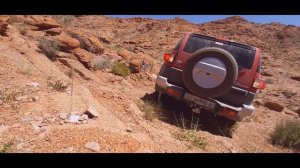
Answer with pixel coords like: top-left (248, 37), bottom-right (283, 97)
top-left (79, 114), bottom-right (89, 121)
top-left (84, 107), bottom-right (99, 118)
top-left (264, 101), bottom-right (284, 112)
top-left (0, 125), bottom-right (9, 134)
top-left (32, 96), bottom-right (40, 102)
top-left (84, 141), bottom-right (100, 152)
top-left (59, 113), bottom-right (69, 120)
top-left (26, 82), bottom-right (39, 87)
top-left (15, 95), bottom-right (29, 102)
top-left (126, 128), bottom-right (133, 133)
top-left (69, 114), bottom-right (80, 123)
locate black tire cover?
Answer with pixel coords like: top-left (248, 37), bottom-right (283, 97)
top-left (182, 47), bottom-right (238, 98)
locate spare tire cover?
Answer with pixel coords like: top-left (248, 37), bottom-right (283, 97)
top-left (182, 47), bottom-right (238, 98)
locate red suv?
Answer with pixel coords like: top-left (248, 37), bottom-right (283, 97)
top-left (155, 32), bottom-right (266, 122)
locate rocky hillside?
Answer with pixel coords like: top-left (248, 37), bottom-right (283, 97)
top-left (0, 15), bottom-right (299, 153)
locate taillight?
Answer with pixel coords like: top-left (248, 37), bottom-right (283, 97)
top-left (219, 108), bottom-right (237, 118)
top-left (253, 79), bottom-right (266, 90)
top-left (166, 87), bottom-right (182, 98)
top-left (164, 53), bottom-right (174, 63)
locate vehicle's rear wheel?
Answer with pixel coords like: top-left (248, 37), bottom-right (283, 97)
top-left (182, 47), bottom-right (238, 98)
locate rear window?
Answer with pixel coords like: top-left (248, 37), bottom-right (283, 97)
top-left (183, 35), bottom-right (255, 69)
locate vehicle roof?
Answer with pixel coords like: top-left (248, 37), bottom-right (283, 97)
top-left (189, 32), bottom-right (256, 51)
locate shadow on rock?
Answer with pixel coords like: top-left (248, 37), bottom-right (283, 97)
top-left (141, 92), bottom-right (237, 138)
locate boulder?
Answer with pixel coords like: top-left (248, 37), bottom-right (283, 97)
top-left (71, 48), bottom-right (93, 69)
top-left (141, 58), bottom-right (154, 73)
top-left (87, 35), bottom-right (104, 54)
top-left (67, 29), bottom-right (104, 54)
top-left (129, 53), bottom-right (154, 73)
top-left (58, 58), bottom-right (94, 80)
top-left (264, 101), bottom-right (284, 112)
top-left (0, 17), bottom-right (9, 36)
top-left (7, 15), bottom-right (26, 24)
top-left (56, 52), bottom-right (78, 60)
top-left (26, 16), bottom-right (60, 30)
top-left (45, 27), bottom-right (62, 36)
top-left (129, 58), bottom-right (143, 73)
top-left (91, 54), bottom-right (111, 70)
top-left (117, 48), bottom-right (133, 61)
top-left (54, 33), bottom-right (80, 51)
top-left (98, 33), bottom-right (111, 44)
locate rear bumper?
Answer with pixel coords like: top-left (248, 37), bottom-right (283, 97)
top-left (155, 75), bottom-right (255, 122)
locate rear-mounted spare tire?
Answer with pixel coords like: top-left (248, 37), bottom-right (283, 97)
top-left (182, 47), bottom-right (238, 98)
